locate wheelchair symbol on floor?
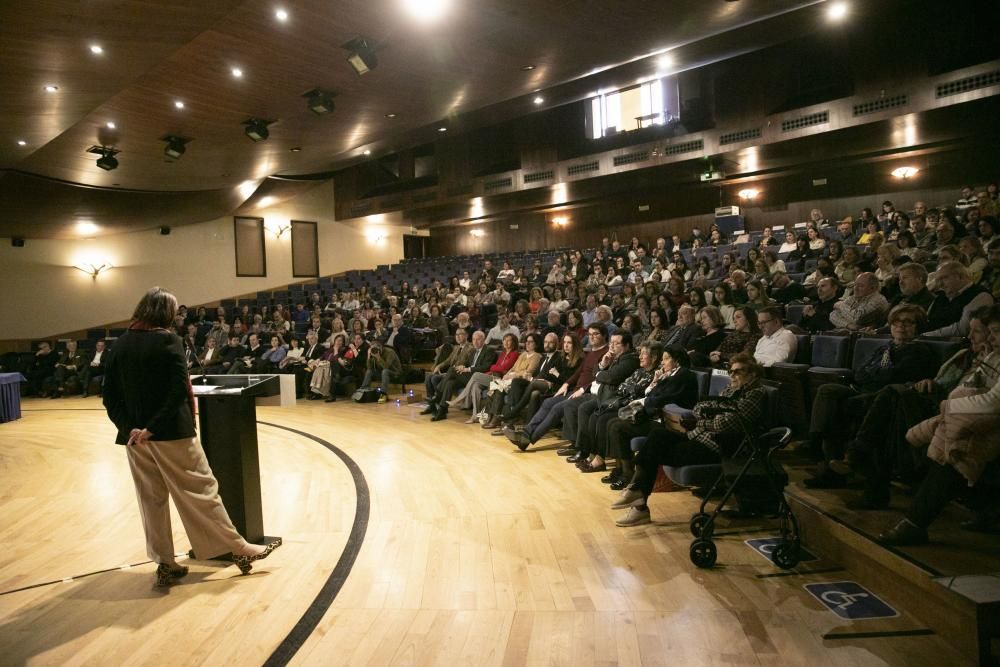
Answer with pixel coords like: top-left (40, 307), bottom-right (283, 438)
top-left (820, 590), bottom-right (869, 611)
top-left (804, 581), bottom-right (899, 620)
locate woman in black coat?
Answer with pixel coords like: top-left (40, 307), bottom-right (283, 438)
top-left (103, 287), bottom-right (281, 587)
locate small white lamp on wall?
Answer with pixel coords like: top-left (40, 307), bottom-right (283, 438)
top-left (74, 261), bottom-right (114, 280)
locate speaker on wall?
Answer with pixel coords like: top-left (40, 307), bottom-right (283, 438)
top-left (12, 238), bottom-right (25, 247)
top-left (159, 226), bottom-right (171, 235)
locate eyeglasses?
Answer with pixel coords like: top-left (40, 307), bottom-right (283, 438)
top-left (730, 367), bottom-right (750, 376)
top-left (892, 319), bottom-right (918, 326)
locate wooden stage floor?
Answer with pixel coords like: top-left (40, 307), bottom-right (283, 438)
top-left (0, 397), bottom-right (972, 666)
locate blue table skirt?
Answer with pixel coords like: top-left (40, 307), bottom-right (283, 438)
top-left (0, 372), bottom-right (26, 423)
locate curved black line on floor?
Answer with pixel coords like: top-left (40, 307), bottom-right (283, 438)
top-left (256, 420), bottom-right (370, 667)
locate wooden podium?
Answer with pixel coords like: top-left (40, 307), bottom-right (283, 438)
top-left (190, 374), bottom-right (293, 544)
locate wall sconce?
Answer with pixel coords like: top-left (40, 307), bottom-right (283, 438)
top-left (265, 221), bottom-right (291, 239)
top-left (552, 215), bottom-right (569, 226)
top-left (738, 188), bottom-right (760, 201)
top-left (74, 261), bottom-right (113, 280)
top-left (890, 166), bottom-right (919, 179)
top-left (469, 228), bottom-right (485, 237)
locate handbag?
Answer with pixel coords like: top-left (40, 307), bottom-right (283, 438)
top-left (617, 398), bottom-right (645, 423)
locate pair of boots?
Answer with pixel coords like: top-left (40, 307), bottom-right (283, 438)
top-left (420, 398), bottom-right (448, 421)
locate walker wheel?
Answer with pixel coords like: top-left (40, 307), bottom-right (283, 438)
top-left (689, 513), bottom-right (712, 538)
top-left (690, 539), bottom-right (717, 569)
top-left (772, 541), bottom-right (800, 570)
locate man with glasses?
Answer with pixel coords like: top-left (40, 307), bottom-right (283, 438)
top-left (754, 306), bottom-right (797, 367)
top-left (507, 324), bottom-right (608, 450)
top-left (924, 261), bottom-right (994, 338)
top-left (803, 304), bottom-right (935, 489)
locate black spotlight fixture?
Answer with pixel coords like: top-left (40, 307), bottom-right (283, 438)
top-left (304, 88), bottom-right (335, 115)
top-left (343, 37), bottom-right (378, 75)
top-left (87, 145), bottom-right (120, 171)
top-left (243, 117), bottom-right (272, 142)
top-left (162, 135), bottom-right (189, 159)
top-left (159, 226), bottom-right (171, 235)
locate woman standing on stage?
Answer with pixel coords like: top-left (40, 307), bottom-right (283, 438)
top-left (103, 287), bottom-right (281, 587)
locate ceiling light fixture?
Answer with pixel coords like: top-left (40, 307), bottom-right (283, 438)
top-left (231, 67), bottom-right (244, 78)
top-left (44, 85), bottom-right (59, 93)
top-left (257, 196), bottom-right (276, 208)
top-left (243, 118), bottom-right (272, 142)
top-left (290, 146), bottom-right (301, 152)
top-left (400, 0), bottom-right (451, 24)
top-left (657, 53), bottom-right (674, 70)
top-left (533, 96), bottom-right (544, 105)
top-left (87, 145), bottom-right (120, 171)
top-left (343, 37), bottom-right (378, 75)
top-left (437, 126), bottom-right (448, 132)
top-left (891, 166), bottom-right (919, 179)
top-left (106, 121), bottom-right (116, 129)
top-left (385, 112), bottom-right (398, 118)
top-left (827, 1), bottom-right (849, 21)
top-left (16, 140), bottom-right (27, 146)
top-left (89, 44), bottom-right (104, 55)
top-left (552, 215), bottom-right (569, 226)
top-left (304, 88), bottom-right (335, 114)
top-left (174, 100), bottom-right (185, 109)
top-left (363, 149), bottom-right (371, 156)
top-left (469, 228), bottom-right (485, 237)
top-left (162, 135), bottom-right (189, 159)
top-left (520, 64), bottom-right (535, 71)
top-left (76, 221), bottom-right (99, 235)
top-left (275, 8), bottom-right (288, 21)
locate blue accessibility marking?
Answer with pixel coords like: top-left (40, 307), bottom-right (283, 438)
top-left (745, 537), bottom-right (817, 564)
top-left (804, 581), bottom-right (899, 620)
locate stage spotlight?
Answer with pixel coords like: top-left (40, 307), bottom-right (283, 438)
top-left (243, 118), bottom-right (272, 142)
top-left (162, 135), bottom-right (189, 159)
top-left (304, 88), bottom-right (335, 115)
top-left (87, 145), bottom-right (120, 171)
top-left (344, 37), bottom-right (378, 75)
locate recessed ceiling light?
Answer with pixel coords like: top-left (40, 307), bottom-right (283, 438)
top-left (827, 1), bottom-right (848, 21)
top-left (657, 53), bottom-right (674, 70)
top-left (290, 146), bottom-right (301, 152)
top-left (438, 127), bottom-right (448, 132)
top-left (520, 64), bottom-right (536, 71)
top-left (363, 149), bottom-right (371, 156)
top-left (174, 100), bottom-right (185, 109)
top-left (533, 96), bottom-right (544, 105)
top-left (44, 85), bottom-right (59, 93)
top-left (89, 44), bottom-right (104, 55)
top-left (400, 0), bottom-right (451, 24)
top-left (385, 112), bottom-right (398, 118)
top-left (231, 67), bottom-right (243, 78)
top-left (275, 8), bottom-right (288, 21)
top-left (106, 121), bottom-right (116, 129)
top-left (16, 140), bottom-right (27, 146)
top-left (76, 221), bottom-right (99, 235)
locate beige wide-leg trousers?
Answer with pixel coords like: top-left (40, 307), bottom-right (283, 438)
top-left (126, 436), bottom-right (250, 563)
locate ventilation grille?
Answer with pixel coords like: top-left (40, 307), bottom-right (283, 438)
top-left (567, 160), bottom-right (600, 176)
top-left (663, 139), bottom-right (704, 156)
top-left (523, 169), bottom-right (554, 184)
top-left (411, 191), bottom-right (437, 204)
top-left (936, 70), bottom-right (1000, 98)
top-left (613, 150), bottom-right (649, 166)
top-left (719, 128), bottom-right (761, 145)
top-left (781, 111), bottom-right (829, 132)
top-left (380, 196), bottom-right (403, 209)
top-left (350, 201), bottom-right (373, 216)
top-left (446, 183), bottom-right (473, 197)
top-left (484, 176), bottom-right (513, 192)
top-left (853, 94), bottom-right (908, 116)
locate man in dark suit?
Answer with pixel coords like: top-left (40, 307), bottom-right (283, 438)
top-left (227, 333), bottom-right (265, 374)
top-left (799, 277), bottom-right (839, 332)
top-left (431, 330), bottom-right (497, 420)
top-left (80, 339), bottom-right (108, 398)
top-left (768, 271), bottom-right (806, 304)
top-left (44, 340), bottom-right (87, 397)
top-left (383, 312), bottom-right (415, 363)
top-left (502, 332), bottom-right (564, 424)
top-left (422, 328), bottom-right (471, 413)
top-left (26, 341), bottom-right (58, 396)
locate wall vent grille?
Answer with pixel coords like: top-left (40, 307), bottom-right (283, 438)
top-left (567, 160), bottom-right (600, 176)
top-left (719, 128), bottom-right (761, 145)
top-left (936, 70), bottom-right (1000, 97)
top-left (781, 111), bottom-right (829, 132)
top-left (523, 170), bottom-right (554, 184)
top-left (613, 150), bottom-right (649, 166)
top-left (663, 139), bottom-right (704, 155)
top-left (484, 176), bottom-right (514, 191)
top-left (853, 94), bottom-right (908, 116)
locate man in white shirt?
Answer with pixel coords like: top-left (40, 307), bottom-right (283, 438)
top-left (626, 260), bottom-right (650, 284)
top-left (485, 313), bottom-right (520, 345)
top-left (828, 272), bottom-right (890, 330)
top-left (754, 307), bottom-right (797, 366)
top-left (80, 340), bottom-right (107, 398)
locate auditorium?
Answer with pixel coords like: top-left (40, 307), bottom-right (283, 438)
top-left (2, 1), bottom-right (1000, 664)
